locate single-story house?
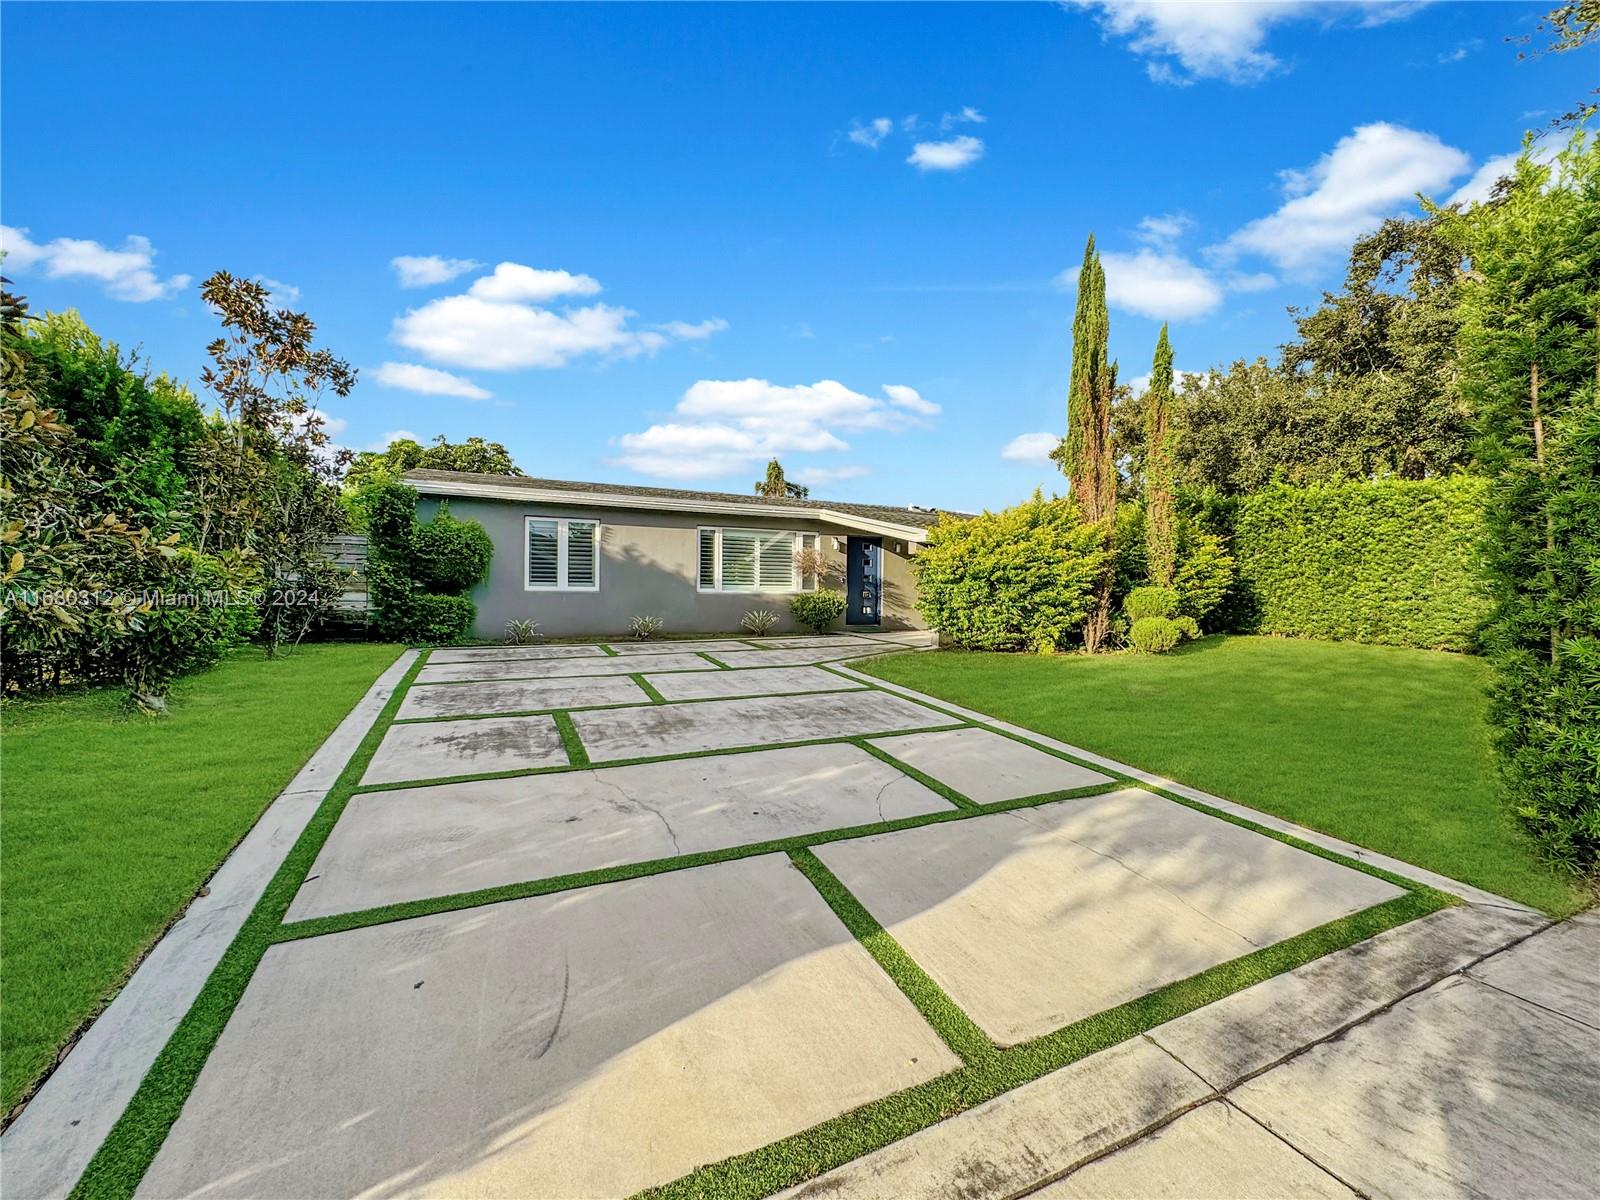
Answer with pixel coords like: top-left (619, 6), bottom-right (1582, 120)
top-left (405, 469), bottom-right (956, 638)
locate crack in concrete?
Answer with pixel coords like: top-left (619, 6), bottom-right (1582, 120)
top-left (591, 773), bottom-right (683, 855)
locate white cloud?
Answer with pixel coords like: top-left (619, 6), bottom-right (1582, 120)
top-left (1058, 247), bottom-right (1223, 320)
top-left (1136, 213), bottom-right (1193, 245)
top-left (0, 226), bottom-right (190, 302)
top-left (940, 106), bottom-right (987, 130)
top-left (881, 384), bottom-right (941, 416)
top-left (390, 262), bottom-right (717, 371)
top-left (1224, 271), bottom-right (1278, 293)
top-left (1001, 432), bottom-right (1061, 463)
top-left (1222, 122), bottom-right (1471, 271)
top-left (792, 464), bottom-right (870, 487)
top-left (611, 378), bottom-right (935, 480)
top-left (372, 361), bottom-right (492, 400)
top-left (1125, 369), bottom-right (1200, 395)
top-left (466, 262), bottom-right (602, 303)
top-left (655, 317), bottom-right (729, 341)
top-left (1070, 2), bottom-right (1427, 86)
top-left (848, 117), bottom-right (895, 149)
top-left (907, 135), bottom-right (985, 172)
top-left (391, 255), bottom-right (481, 287)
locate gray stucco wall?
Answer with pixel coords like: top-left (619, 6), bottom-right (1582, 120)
top-left (416, 495), bottom-right (927, 639)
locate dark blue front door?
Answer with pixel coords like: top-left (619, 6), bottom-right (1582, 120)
top-left (846, 537), bottom-right (882, 626)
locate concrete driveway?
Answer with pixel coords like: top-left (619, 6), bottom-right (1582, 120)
top-left (24, 634), bottom-right (1594, 1199)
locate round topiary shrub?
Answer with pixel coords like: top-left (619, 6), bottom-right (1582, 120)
top-left (1127, 614), bottom-right (1200, 654)
top-left (410, 506), bottom-right (493, 594)
top-left (1124, 585), bottom-right (1180, 622)
top-left (789, 589), bottom-right (847, 634)
top-left (406, 592), bottom-right (477, 644)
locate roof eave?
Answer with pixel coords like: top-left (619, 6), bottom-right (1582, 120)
top-left (403, 474), bottom-right (932, 542)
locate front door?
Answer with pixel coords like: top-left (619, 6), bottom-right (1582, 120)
top-left (846, 537), bottom-right (882, 626)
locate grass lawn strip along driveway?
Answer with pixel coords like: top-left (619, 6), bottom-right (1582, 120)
top-left (66, 638), bottom-right (1456, 1200)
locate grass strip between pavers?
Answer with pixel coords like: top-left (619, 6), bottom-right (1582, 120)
top-left (69, 643), bottom-right (1457, 1200)
top-left (388, 685), bottom-right (875, 725)
top-left (631, 887), bottom-right (1449, 1200)
top-left (550, 710), bottom-right (591, 767)
top-left (630, 673), bottom-right (669, 704)
top-left (853, 739), bottom-right (979, 811)
top-left (67, 649), bottom-right (431, 1200)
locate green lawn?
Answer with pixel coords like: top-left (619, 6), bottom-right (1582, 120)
top-left (859, 636), bottom-right (1585, 916)
top-left (0, 643), bottom-right (403, 1115)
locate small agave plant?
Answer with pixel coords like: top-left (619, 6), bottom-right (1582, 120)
top-left (504, 618), bottom-right (542, 645)
top-left (629, 614), bottom-right (665, 640)
top-left (741, 609), bottom-right (779, 637)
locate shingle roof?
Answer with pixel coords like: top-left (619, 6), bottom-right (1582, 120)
top-left (403, 469), bottom-right (964, 529)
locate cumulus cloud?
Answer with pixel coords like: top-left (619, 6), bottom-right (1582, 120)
top-left (390, 262), bottom-right (722, 371)
top-left (611, 378), bottom-right (936, 480)
top-left (848, 117), bottom-right (895, 149)
top-left (1056, 246), bottom-right (1223, 321)
top-left (907, 135), bottom-right (986, 172)
top-left (391, 255), bottom-right (481, 287)
top-left (1000, 432), bottom-right (1061, 463)
top-left (1221, 122), bottom-right (1471, 271)
top-left (1069, 1), bottom-right (1427, 86)
top-left (372, 361), bottom-right (492, 400)
top-left (367, 429), bottom-right (420, 451)
top-left (466, 263), bottom-right (601, 303)
top-left (0, 226), bottom-right (190, 302)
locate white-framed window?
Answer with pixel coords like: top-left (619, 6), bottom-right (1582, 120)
top-left (524, 516), bottom-right (601, 591)
top-left (697, 527), bottom-right (818, 593)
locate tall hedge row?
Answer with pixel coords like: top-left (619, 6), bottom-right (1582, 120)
top-left (1233, 476), bottom-right (1488, 651)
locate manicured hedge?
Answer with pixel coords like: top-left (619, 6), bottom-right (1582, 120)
top-left (1233, 476), bottom-right (1489, 651)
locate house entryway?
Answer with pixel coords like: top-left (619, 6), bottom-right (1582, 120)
top-left (846, 536), bottom-right (883, 626)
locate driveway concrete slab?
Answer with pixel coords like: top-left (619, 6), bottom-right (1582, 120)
top-left (711, 645), bottom-right (896, 668)
top-left (870, 726), bottom-right (1114, 802)
top-left (396, 675), bottom-right (647, 720)
top-left (745, 636), bottom-right (885, 650)
top-left (289, 744), bottom-right (952, 919)
top-left (814, 789), bottom-right (1402, 1044)
top-left (571, 689), bottom-right (954, 762)
top-left (1038, 1101), bottom-right (1354, 1199)
top-left (647, 664), bottom-right (867, 700)
top-left (361, 715), bottom-right (567, 786)
top-left (1230, 973), bottom-right (1600, 1200)
top-left (427, 644), bottom-right (608, 663)
top-left (1467, 915), bottom-right (1599, 1029)
top-left (605, 639), bottom-right (757, 655)
top-left (1150, 902), bottom-right (1548, 1088)
top-left (416, 652), bottom-right (716, 684)
top-left (780, 1035), bottom-right (1210, 1200)
top-left (139, 856), bottom-right (961, 1200)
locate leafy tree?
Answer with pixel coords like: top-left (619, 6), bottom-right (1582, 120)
top-left (754, 457), bottom-right (809, 500)
top-left (194, 271), bottom-right (355, 655)
top-left (1144, 325), bottom-right (1177, 587)
top-left (345, 434), bottom-right (523, 488)
top-left (1053, 235), bottom-right (1117, 651)
top-left (1442, 131), bottom-right (1600, 874)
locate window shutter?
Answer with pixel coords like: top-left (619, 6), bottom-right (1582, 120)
top-left (527, 519), bottom-right (558, 587)
top-left (698, 529), bottom-right (717, 589)
top-left (721, 529), bottom-right (758, 589)
top-left (567, 521), bottom-right (597, 588)
top-left (758, 533), bottom-right (795, 590)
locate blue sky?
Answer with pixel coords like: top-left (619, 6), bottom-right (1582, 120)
top-left (2, 2), bottom-right (1590, 513)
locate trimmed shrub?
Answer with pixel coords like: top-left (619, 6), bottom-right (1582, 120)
top-left (1232, 476), bottom-right (1488, 650)
top-left (790, 589), bottom-right (847, 634)
top-left (404, 592), bottom-right (476, 644)
top-left (410, 505), bottom-right (493, 593)
top-left (913, 493), bottom-right (1109, 652)
top-left (1127, 615), bottom-right (1199, 654)
top-left (1124, 586), bottom-right (1180, 621)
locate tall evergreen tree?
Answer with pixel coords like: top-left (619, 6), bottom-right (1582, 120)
top-left (754, 457), bottom-right (808, 500)
top-left (1054, 235), bottom-right (1117, 650)
top-left (1144, 324), bottom-right (1177, 587)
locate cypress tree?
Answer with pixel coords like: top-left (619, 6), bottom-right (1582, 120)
top-left (1144, 324), bottom-right (1177, 587)
top-left (1060, 234), bottom-right (1117, 650)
